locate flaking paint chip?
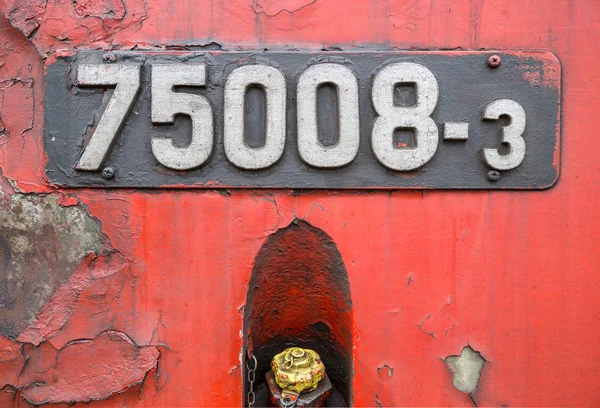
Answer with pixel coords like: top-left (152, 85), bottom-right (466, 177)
top-left (444, 346), bottom-right (485, 394)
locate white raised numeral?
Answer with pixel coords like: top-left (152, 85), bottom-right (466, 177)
top-left (482, 99), bottom-right (526, 170)
top-left (151, 64), bottom-right (213, 170)
top-left (297, 64), bottom-right (360, 168)
top-left (76, 64), bottom-right (141, 171)
top-left (372, 62), bottom-right (439, 171)
top-left (224, 65), bottom-right (287, 170)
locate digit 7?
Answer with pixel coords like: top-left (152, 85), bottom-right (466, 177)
top-left (76, 64), bottom-right (141, 171)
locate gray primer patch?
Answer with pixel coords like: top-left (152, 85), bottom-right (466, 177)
top-left (445, 346), bottom-right (485, 394)
top-left (0, 191), bottom-right (103, 338)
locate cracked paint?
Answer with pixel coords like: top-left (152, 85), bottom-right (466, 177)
top-left (0, 0), bottom-right (599, 406)
top-left (251, 0), bottom-right (319, 17)
top-left (19, 331), bottom-right (159, 405)
top-left (0, 330), bottom-right (159, 405)
top-left (6, 0), bottom-right (46, 38)
top-left (0, 168), bottom-right (163, 405)
top-left (387, 0), bottom-right (430, 34)
top-left (71, 0), bottom-right (127, 20)
top-left (0, 181), bottom-right (104, 338)
top-left (4, 0), bottom-right (149, 56)
top-left (416, 296), bottom-right (457, 339)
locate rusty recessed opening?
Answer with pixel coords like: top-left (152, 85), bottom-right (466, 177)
top-left (243, 219), bottom-right (353, 406)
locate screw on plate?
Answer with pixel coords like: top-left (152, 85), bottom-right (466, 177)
top-left (487, 55), bottom-right (501, 68)
top-left (487, 170), bottom-right (501, 181)
top-left (101, 167), bottom-right (115, 179)
top-left (103, 52), bottom-right (117, 63)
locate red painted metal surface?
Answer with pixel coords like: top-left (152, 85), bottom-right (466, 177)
top-left (0, 0), bottom-right (599, 406)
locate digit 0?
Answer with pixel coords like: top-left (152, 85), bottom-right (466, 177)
top-left (224, 65), bottom-right (287, 170)
top-left (297, 64), bottom-right (360, 168)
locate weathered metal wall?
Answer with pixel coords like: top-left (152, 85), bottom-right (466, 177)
top-left (0, 0), bottom-right (598, 406)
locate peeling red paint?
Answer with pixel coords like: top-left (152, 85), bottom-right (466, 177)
top-left (72, 0), bottom-right (126, 20)
top-left (0, 335), bottom-right (24, 389)
top-left (5, 0), bottom-right (46, 38)
top-left (0, 331), bottom-right (160, 406)
top-left (4, 0), bottom-right (148, 56)
top-left (17, 252), bottom-right (129, 347)
top-left (0, 0), bottom-right (599, 406)
top-left (16, 330), bottom-right (159, 405)
top-left (56, 194), bottom-right (80, 207)
top-left (0, 15), bottom-right (45, 192)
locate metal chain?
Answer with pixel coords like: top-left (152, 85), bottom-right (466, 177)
top-left (246, 354), bottom-right (257, 408)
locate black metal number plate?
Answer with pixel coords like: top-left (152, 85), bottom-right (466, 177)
top-left (44, 51), bottom-right (560, 189)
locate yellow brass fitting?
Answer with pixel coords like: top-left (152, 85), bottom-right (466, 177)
top-left (271, 347), bottom-right (326, 394)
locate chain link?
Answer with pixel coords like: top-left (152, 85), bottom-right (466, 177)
top-left (246, 354), bottom-right (257, 408)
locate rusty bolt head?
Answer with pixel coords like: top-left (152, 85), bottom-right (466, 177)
top-left (487, 170), bottom-right (501, 181)
top-left (101, 167), bottom-right (115, 179)
top-left (103, 53), bottom-right (117, 63)
top-left (488, 55), bottom-right (501, 68)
